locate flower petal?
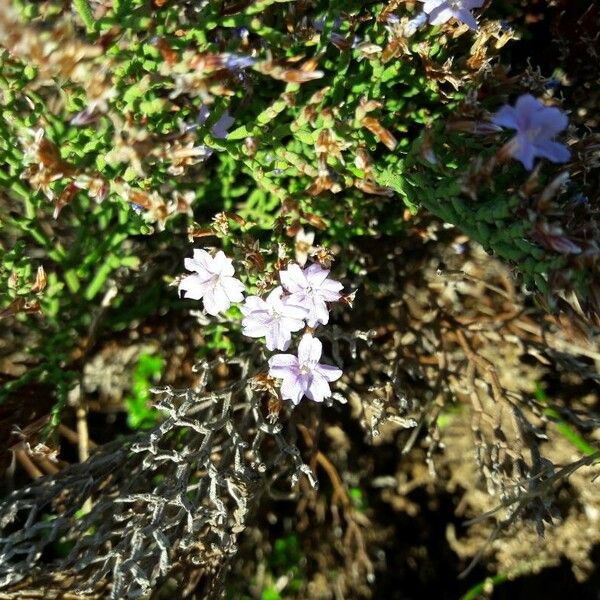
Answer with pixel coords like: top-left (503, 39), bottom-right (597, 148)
top-left (463, 0), bottom-right (484, 8)
top-left (222, 277), bottom-right (245, 303)
top-left (280, 315), bottom-right (306, 334)
top-left (456, 8), bottom-right (478, 29)
top-left (202, 286), bottom-right (231, 315)
top-left (190, 248), bottom-right (213, 271)
top-left (266, 286), bottom-right (285, 307)
top-left (267, 323), bottom-right (292, 351)
top-left (514, 94), bottom-right (543, 128)
top-left (511, 136), bottom-right (536, 170)
top-left (241, 317), bottom-right (270, 338)
top-left (298, 334), bottom-right (322, 365)
top-left (268, 353), bottom-right (298, 373)
top-left (532, 140), bottom-right (571, 164)
top-left (428, 6), bottom-right (456, 25)
top-left (318, 278), bottom-right (343, 301)
top-left (281, 300), bottom-right (310, 321)
top-left (179, 274), bottom-right (209, 300)
top-left (280, 374), bottom-right (305, 405)
top-left (421, 0), bottom-right (446, 12)
top-left (308, 298), bottom-right (330, 326)
top-left (305, 372), bottom-right (331, 403)
top-left (529, 106), bottom-right (569, 137)
top-left (316, 363), bottom-right (343, 383)
top-left (491, 105), bottom-right (519, 130)
top-left (280, 264), bottom-right (308, 293)
top-left (212, 251), bottom-right (235, 277)
top-left (240, 295), bottom-right (267, 315)
top-left (304, 263), bottom-right (331, 287)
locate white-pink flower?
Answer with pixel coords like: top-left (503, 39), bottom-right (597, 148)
top-left (279, 263), bottom-right (343, 327)
top-left (240, 286), bottom-right (308, 351)
top-left (268, 334), bottom-right (342, 405)
top-left (419, 0), bottom-right (484, 30)
top-left (179, 249), bottom-right (245, 316)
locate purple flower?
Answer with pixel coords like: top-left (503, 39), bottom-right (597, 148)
top-left (268, 334), bottom-right (342, 405)
top-left (241, 286), bottom-right (308, 351)
top-left (419, 0), bottom-right (484, 30)
top-left (211, 111), bottom-right (235, 139)
top-left (179, 249), bottom-right (245, 316)
top-left (197, 106), bottom-right (235, 139)
top-left (279, 263), bottom-right (343, 327)
top-left (223, 53), bottom-right (256, 70)
top-left (491, 94), bottom-right (570, 170)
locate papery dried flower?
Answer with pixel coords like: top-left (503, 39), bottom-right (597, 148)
top-left (179, 249), bottom-right (245, 316)
top-left (419, 0), bottom-right (484, 30)
top-left (294, 227), bottom-right (316, 266)
top-left (241, 286), bottom-right (308, 351)
top-left (279, 263), bottom-right (343, 327)
top-left (491, 94), bottom-right (571, 170)
top-left (268, 334), bottom-right (342, 405)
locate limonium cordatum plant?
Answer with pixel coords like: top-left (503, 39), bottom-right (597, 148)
top-left (1, 0), bottom-right (600, 598)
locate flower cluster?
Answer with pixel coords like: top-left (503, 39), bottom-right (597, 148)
top-left (179, 245), bottom-right (344, 405)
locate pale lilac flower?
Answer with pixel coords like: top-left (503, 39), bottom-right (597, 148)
top-left (268, 334), bottom-right (342, 405)
top-left (279, 263), bottom-right (343, 327)
top-left (491, 94), bottom-right (570, 170)
top-left (240, 286), bottom-right (308, 351)
top-left (419, 0), bottom-right (484, 30)
top-left (179, 249), bottom-right (245, 316)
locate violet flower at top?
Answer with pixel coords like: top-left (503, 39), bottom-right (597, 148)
top-left (491, 94), bottom-right (570, 171)
top-left (268, 334), bottom-right (343, 405)
top-left (241, 286), bottom-right (308, 351)
top-left (419, 0), bottom-right (484, 30)
top-left (279, 263), bottom-right (343, 327)
top-left (179, 249), bottom-right (245, 316)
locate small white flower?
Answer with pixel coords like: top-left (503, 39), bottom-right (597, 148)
top-left (241, 286), bottom-right (308, 351)
top-left (280, 263), bottom-right (343, 327)
top-left (179, 249), bottom-right (244, 316)
top-left (268, 334), bottom-right (343, 405)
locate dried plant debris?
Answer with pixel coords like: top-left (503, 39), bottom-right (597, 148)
top-left (0, 355), bottom-right (315, 599)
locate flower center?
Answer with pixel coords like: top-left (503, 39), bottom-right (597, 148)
top-left (300, 363), bottom-right (312, 375)
top-left (524, 127), bottom-right (543, 141)
top-left (449, 0), bottom-right (462, 9)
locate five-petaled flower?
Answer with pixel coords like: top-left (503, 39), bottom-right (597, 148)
top-left (419, 0), bottom-right (484, 30)
top-left (179, 249), bottom-right (245, 316)
top-left (268, 334), bottom-right (343, 405)
top-left (280, 263), bottom-right (343, 327)
top-left (241, 286), bottom-right (309, 351)
top-left (491, 94), bottom-right (571, 171)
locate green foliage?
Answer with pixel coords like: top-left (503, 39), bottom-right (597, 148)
top-left (1, 0), bottom-right (593, 427)
top-left (125, 353), bottom-right (164, 430)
